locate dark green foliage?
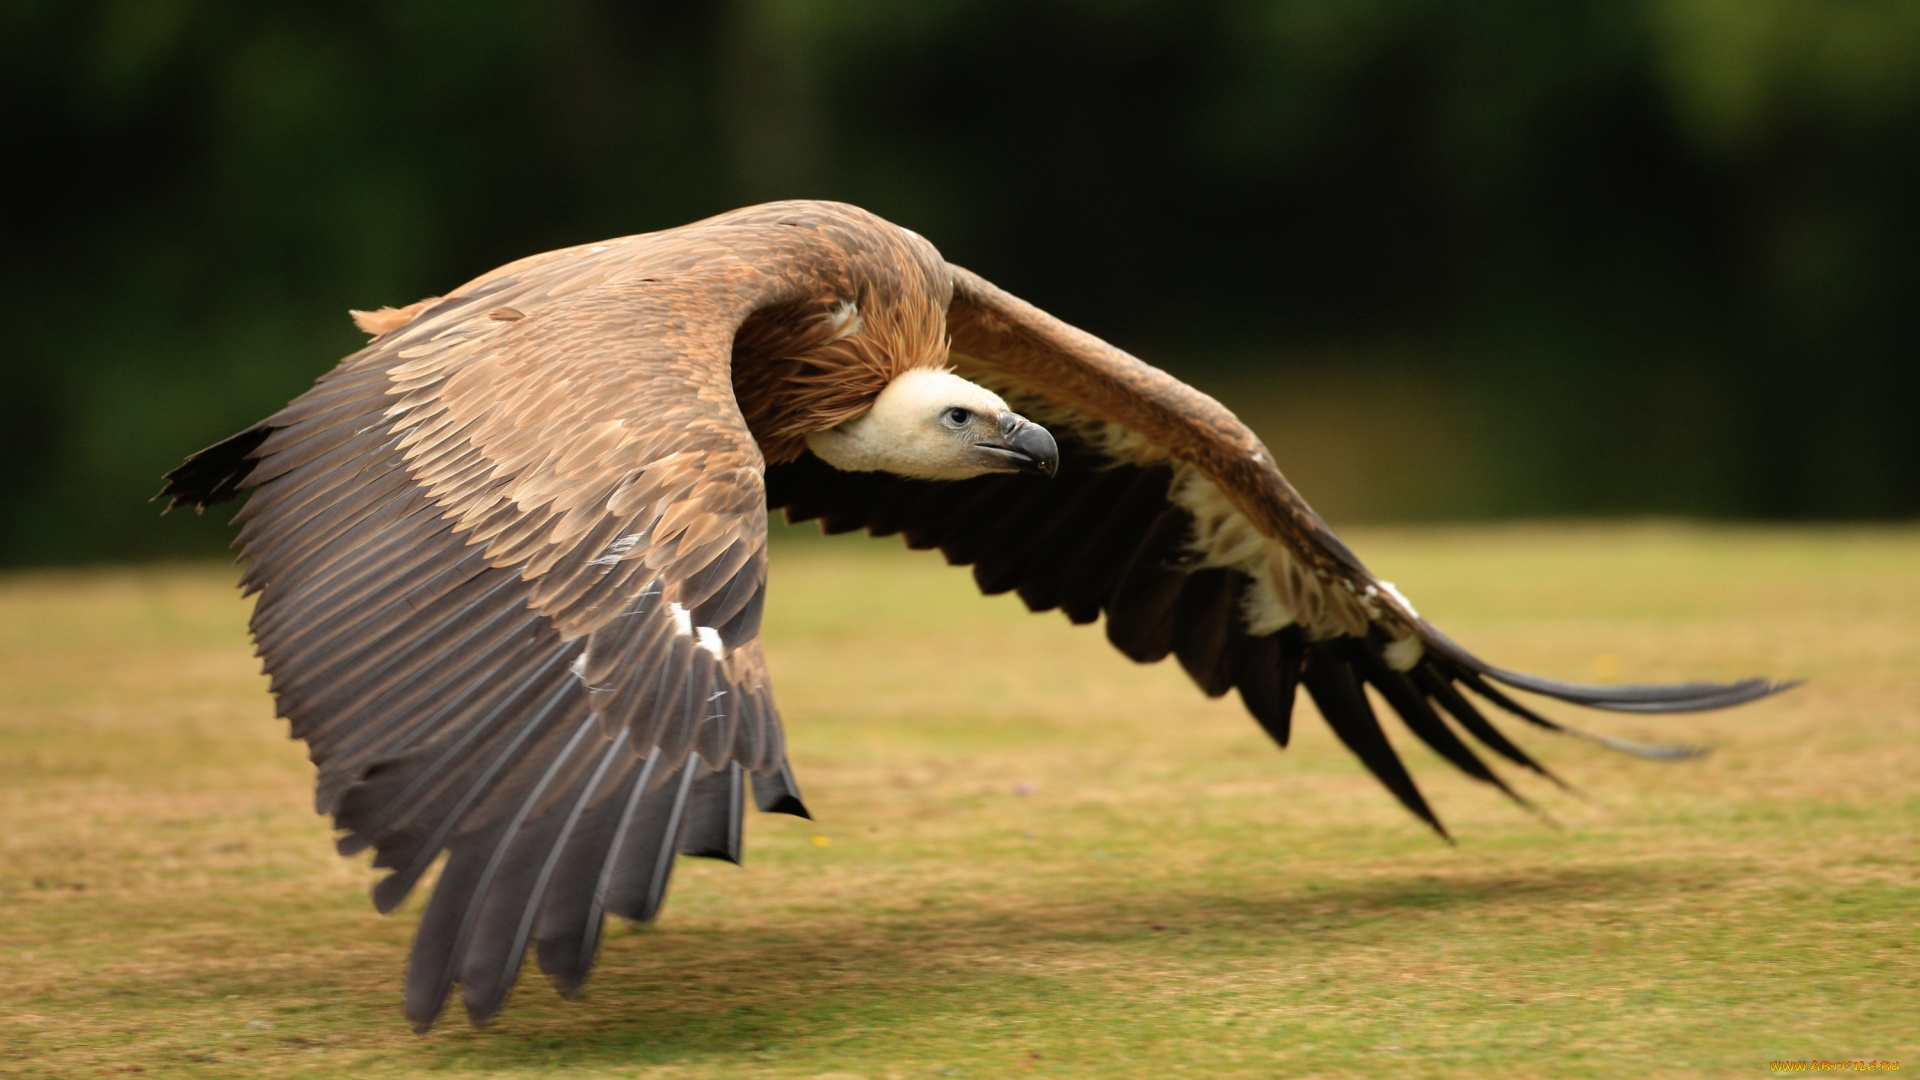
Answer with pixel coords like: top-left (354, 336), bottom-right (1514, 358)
top-left (5, 0), bottom-right (1918, 563)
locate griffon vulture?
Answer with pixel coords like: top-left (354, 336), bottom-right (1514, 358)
top-left (161, 200), bottom-right (1789, 1031)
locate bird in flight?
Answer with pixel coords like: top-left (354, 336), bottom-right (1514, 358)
top-left (161, 200), bottom-right (1788, 1031)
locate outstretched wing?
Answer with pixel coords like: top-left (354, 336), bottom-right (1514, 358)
top-left (161, 238), bottom-right (810, 1032)
top-left (767, 265), bottom-right (1793, 836)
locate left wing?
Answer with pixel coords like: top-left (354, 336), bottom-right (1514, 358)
top-left (767, 265), bottom-right (1793, 835)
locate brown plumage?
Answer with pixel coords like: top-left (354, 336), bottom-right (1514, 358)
top-left (732, 276), bottom-right (950, 461)
top-left (161, 199), bottom-right (1791, 1032)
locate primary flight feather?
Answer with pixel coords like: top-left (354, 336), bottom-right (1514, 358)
top-left (160, 200), bottom-right (1789, 1031)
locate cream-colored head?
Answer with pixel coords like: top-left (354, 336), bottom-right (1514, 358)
top-left (805, 368), bottom-right (1059, 481)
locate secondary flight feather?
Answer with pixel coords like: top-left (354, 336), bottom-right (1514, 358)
top-left (160, 200), bottom-right (1790, 1031)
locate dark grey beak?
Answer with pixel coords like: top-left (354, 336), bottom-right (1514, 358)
top-left (979, 412), bottom-right (1059, 478)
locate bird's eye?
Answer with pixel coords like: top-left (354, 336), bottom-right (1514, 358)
top-left (943, 407), bottom-right (972, 427)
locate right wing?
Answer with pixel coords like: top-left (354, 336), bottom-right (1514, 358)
top-left (769, 264), bottom-right (1792, 836)
top-left (161, 231), bottom-right (810, 1032)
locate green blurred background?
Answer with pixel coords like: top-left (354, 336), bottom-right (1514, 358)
top-left (5, 0), bottom-right (1917, 565)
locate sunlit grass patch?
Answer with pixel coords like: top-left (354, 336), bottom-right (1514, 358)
top-left (1, 525), bottom-right (1915, 1078)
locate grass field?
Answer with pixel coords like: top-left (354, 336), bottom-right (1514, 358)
top-left (1, 524), bottom-right (1915, 1078)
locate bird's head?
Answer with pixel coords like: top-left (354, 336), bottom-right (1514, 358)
top-left (804, 368), bottom-right (1059, 481)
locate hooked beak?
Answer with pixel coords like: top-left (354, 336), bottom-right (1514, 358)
top-left (977, 412), bottom-right (1059, 478)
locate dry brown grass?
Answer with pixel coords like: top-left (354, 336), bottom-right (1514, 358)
top-left (1, 524), bottom-right (1915, 1078)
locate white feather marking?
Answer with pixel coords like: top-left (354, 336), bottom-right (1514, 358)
top-left (668, 601), bottom-right (692, 636)
top-left (695, 626), bottom-right (724, 659)
top-left (568, 651), bottom-right (612, 691)
top-left (1383, 635), bottom-right (1425, 672)
top-left (1377, 580), bottom-right (1420, 619)
top-left (590, 532), bottom-right (644, 567)
top-left (623, 581), bottom-right (662, 617)
top-left (826, 299), bottom-right (863, 342)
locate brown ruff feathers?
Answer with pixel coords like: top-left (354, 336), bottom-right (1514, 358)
top-left (730, 283), bottom-right (949, 462)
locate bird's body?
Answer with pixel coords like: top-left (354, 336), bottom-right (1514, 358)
top-left (163, 200), bottom-right (1787, 1032)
